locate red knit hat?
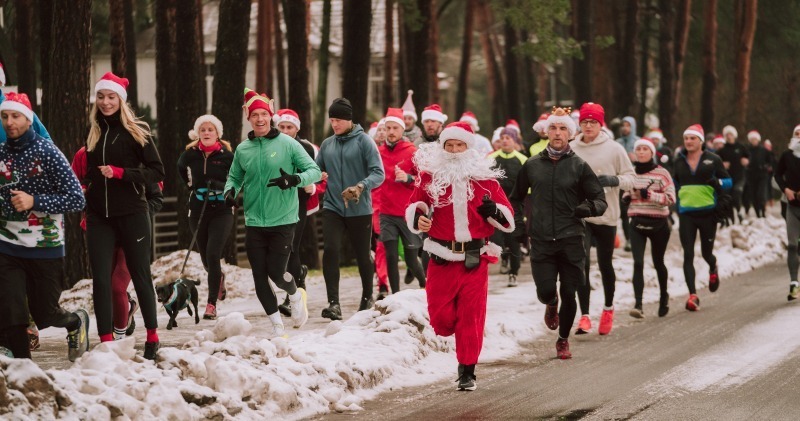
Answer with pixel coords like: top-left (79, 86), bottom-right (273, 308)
top-left (95, 72), bottom-right (129, 101)
top-left (579, 102), bottom-right (605, 126)
top-left (384, 107), bottom-right (405, 129)
top-left (683, 124), bottom-right (704, 140)
top-left (244, 87), bottom-right (274, 118)
top-left (439, 121), bottom-right (476, 149)
top-left (0, 92), bottom-right (34, 121)
top-left (421, 104), bottom-right (448, 123)
top-left (273, 108), bottom-right (301, 129)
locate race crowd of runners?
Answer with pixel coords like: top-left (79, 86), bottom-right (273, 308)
top-left (1, 64), bottom-right (798, 393)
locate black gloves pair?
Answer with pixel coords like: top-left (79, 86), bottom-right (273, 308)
top-left (573, 201), bottom-right (595, 218)
top-left (477, 195), bottom-right (499, 220)
top-left (597, 175), bottom-right (620, 187)
top-left (267, 168), bottom-right (301, 190)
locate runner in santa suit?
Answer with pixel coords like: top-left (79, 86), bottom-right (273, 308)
top-left (405, 121), bottom-right (514, 391)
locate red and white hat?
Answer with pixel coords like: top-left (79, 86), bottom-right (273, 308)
top-left (273, 109), bottom-right (301, 129)
top-left (505, 119), bottom-right (521, 135)
top-left (544, 108), bottom-right (577, 137)
top-left (646, 128), bottom-right (664, 141)
top-left (747, 130), bottom-right (761, 141)
top-left (421, 104), bottom-right (447, 124)
top-left (722, 125), bottom-right (738, 138)
top-left (634, 137), bottom-right (657, 157)
top-left (384, 107), bottom-right (405, 129)
top-left (532, 113), bottom-right (550, 133)
top-left (244, 87), bottom-right (274, 118)
top-left (439, 121), bottom-right (476, 149)
top-left (94, 72), bottom-right (129, 102)
top-left (712, 134), bottom-right (725, 145)
top-left (683, 124), bottom-right (704, 140)
top-left (188, 114), bottom-right (224, 140)
top-left (402, 90), bottom-right (417, 121)
top-left (0, 62), bottom-right (6, 86)
top-left (459, 111), bottom-right (480, 131)
top-left (0, 92), bottom-right (34, 122)
top-left (368, 122), bottom-right (379, 138)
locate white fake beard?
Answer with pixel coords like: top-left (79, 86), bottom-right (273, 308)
top-left (414, 143), bottom-right (505, 207)
top-left (791, 137), bottom-right (800, 157)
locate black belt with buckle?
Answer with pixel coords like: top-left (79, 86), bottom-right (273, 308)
top-left (430, 237), bottom-right (486, 254)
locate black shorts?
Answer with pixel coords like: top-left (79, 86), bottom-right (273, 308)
top-left (379, 214), bottom-right (422, 248)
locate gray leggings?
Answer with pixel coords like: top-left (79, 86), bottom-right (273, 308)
top-left (786, 206), bottom-right (800, 282)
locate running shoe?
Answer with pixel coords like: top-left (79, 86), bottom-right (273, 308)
top-left (658, 294), bottom-right (670, 317)
top-left (67, 309), bottom-right (90, 362)
top-left (575, 315), bottom-right (591, 335)
top-left (321, 302), bottom-right (342, 321)
top-left (685, 294), bottom-right (700, 311)
top-left (598, 308), bottom-right (614, 335)
top-left (278, 295), bottom-right (292, 317)
top-left (456, 364), bottom-right (477, 391)
top-left (28, 323), bottom-right (40, 352)
top-left (556, 337), bottom-right (572, 359)
top-left (203, 303), bottom-right (217, 320)
top-left (507, 274), bottom-right (518, 287)
top-left (290, 288), bottom-right (309, 328)
top-left (544, 298), bottom-right (559, 330)
top-left (709, 272), bottom-right (720, 293)
top-left (789, 283), bottom-right (799, 302)
top-left (629, 306), bottom-right (644, 319)
top-left (125, 292), bottom-right (139, 336)
top-left (144, 341), bottom-right (160, 360)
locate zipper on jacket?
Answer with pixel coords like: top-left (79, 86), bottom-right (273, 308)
top-left (102, 119), bottom-right (110, 217)
top-left (340, 137), bottom-right (346, 216)
top-left (551, 159), bottom-right (557, 241)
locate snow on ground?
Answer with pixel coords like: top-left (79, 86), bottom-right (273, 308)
top-left (0, 215), bottom-right (789, 419)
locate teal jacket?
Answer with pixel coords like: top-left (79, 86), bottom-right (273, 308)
top-left (225, 129), bottom-right (321, 227)
top-left (316, 124), bottom-right (385, 217)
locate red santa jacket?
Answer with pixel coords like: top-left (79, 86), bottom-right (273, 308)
top-left (404, 172), bottom-right (514, 261)
top-left (378, 140), bottom-right (419, 217)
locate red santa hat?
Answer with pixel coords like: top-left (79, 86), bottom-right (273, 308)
top-left (722, 125), bottom-right (738, 138)
top-left (439, 121), bottom-right (476, 149)
top-left (273, 108), bottom-right (301, 129)
top-left (188, 114), bottom-right (224, 140)
top-left (368, 122), bottom-right (379, 138)
top-left (646, 128), bottom-right (664, 142)
top-left (747, 130), bottom-right (761, 141)
top-left (712, 134), bottom-right (725, 145)
top-left (634, 137), bottom-right (657, 157)
top-left (532, 113), bottom-right (550, 133)
top-left (459, 111), bottom-right (480, 131)
top-left (505, 119), bottom-right (521, 135)
top-left (579, 102), bottom-right (605, 126)
top-left (683, 124), bottom-right (704, 140)
top-left (544, 107), bottom-right (577, 137)
top-left (421, 104), bottom-right (448, 124)
top-left (94, 72), bottom-right (129, 102)
top-left (0, 92), bottom-right (34, 122)
top-left (402, 90), bottom-right (417, 121)
top-left (384, 107), bottom-right (405, 129)
top-left (0, 62), bottom-right (6, 86)
top-left (243, 87), bottom-right (275, 118)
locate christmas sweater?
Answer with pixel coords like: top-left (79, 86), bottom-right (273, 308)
top-left (0, 129), bottom-right (85, 258)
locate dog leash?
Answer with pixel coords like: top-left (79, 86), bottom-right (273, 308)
top-left (179, 180), bottom-right (211, 277)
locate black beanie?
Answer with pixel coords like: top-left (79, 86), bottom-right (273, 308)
top-left (328, 98), bottom-right (353, 120)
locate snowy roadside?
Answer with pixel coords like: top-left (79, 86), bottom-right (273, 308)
top-left (0, 215), bottom-right (787, 420)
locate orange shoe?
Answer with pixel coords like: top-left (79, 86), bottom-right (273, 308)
top-left (575, 315), bottom-right (591, 335)
top-left (685, 294), bottom-right (700, 311)
top-left (556, 337), bottom-right (572, 359)
top-left (598, 308), bottom-right (614, 335)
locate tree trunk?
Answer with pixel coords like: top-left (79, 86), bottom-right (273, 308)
top-left (455, 0), bottom-right (475, 118)
top-left (521, 30), bottom-right (538, 130)
top-left (476, 0), bottom-right (503, 127)
top-left (383, 0), bottom-right (395, 112)
top-left (658, 0), bottom-right (676, 141)
top-left (638, 0), bottom-right (652, 130)
top-left (616, 0), bottom-right (639, 117)
top-left (273, 0), bottom-right (287, 104)
top-left (284, 0), bottom-right (312, 140)
top-left (256, 0), bottom-right (274, 95)
top-left (504, 20), bottom-right (520, 121)
top-left (672, 0), bottom-right (691, 106)
top-left (42, 0), bottom-right (92, 284)
top-left (428, 0), bottom-right (440, 104)
top-left (212, 0), bottom-right (251, 264)
top-left (314, 0), bottom-right (332, 143)
top-left (403, 0), bottom-right (431, 107)
top-left (701, 0), bottom-right (718, 132)
top-left (341, 0), bottom-right (372, 128)
top-left (123, 0), bottom-right (139, 108)
top-left (397, 6), bottom-right (409, 104)
top-left (572, 0), bottom-right (593, 107)
top-left (39, 0), bottom-right (54, 119)
top-left (734, 0), bottom-right (758, 128)
top-left (15, 0), bottom-right (36, 108)
top-left (109, 0), bottom-right (127, 77)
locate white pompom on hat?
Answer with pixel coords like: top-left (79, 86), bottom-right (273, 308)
top-left (188, 114), bottom-right (224, 140)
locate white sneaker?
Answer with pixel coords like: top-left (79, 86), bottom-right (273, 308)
top-left (290, 288), bottom-right (309, 328)
top-left (268, 312), bottom-right (287, 338)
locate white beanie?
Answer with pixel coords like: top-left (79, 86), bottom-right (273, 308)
top-left (722, 125), bottom-right (738, 139)
top-left (188, 114), bottom-right (224, 140)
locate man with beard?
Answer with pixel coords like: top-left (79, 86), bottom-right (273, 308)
top-left (401, 90), bottom-right (423, 145)
top-left (717, 125), bottom-right (749, 223)
top-left (414, 104), bottom-right (448, 147)
top-left (405, 121), bottom-right (514, 391)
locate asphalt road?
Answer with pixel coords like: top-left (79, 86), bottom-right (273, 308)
top-left (335, 262), bottom-right (800, 420)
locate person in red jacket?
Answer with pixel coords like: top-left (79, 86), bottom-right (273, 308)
top-left (379, 108), bottom-right (426, 294)
top-left (406, 121), bottom-right (514, 391)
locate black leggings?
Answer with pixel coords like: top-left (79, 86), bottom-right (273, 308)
top-left (88, 211), bottom-right (158, 336)
top-left (620, 191), bottom-right (631, 242)
top-left (678, 213), bottom-right (717, 294)
top-left (630, 217), bottom-right (671, 306)
top-left (384, 240), bottom-right (426, 292)
top-left (492, 231), bottom-right (521, 275)
top-left (578, 223), bottom-right (617, 313)
top-left (190, 209), bottom-right (233, 305)
top-left (322, 212), bottom-right (373, 304)
top-left (531, 237), bottom-right (584, 339)
top-left (287, 207), bottom-right (308, 290)
top-left (743, 175), bottom-right (767, 216)
top-left (246, 225), bottom-right (296, 315)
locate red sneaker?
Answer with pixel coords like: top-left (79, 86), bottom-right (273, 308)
top-left (709, 272), bottom-right (720, 293)
top-left (575, 315), bottom-right (591, 335)
top-left (556, 338), bottom-right (572, 359)
top-left (598, 308), bottom-right (614, 335)
top-left (544, 298), bottom-right (559, 330)
top-left (685, 294), bottom-right (700, 311)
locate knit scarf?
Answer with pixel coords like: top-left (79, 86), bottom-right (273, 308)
top-left (198, 140), bottom-right (222, 153)
top-left (633, 160), bottom-right (658, 174)
top-left (546, 143), bottom-right (571, 160)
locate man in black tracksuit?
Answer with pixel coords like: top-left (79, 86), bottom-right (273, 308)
top-left (510, 108), bottom-right (607, 359)
top-left (716, 126), bottom-right (749, 223)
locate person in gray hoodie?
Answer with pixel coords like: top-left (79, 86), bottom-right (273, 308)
top-left (316, 98), bottom-right (385, 320)
top-left (616, 116), bottom-right (640, 251)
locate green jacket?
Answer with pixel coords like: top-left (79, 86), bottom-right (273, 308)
top-left (225, 129), bottom-right (321, 227)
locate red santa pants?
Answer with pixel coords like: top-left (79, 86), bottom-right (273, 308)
top-left (372, 212), bottom-right (389, 291)
top-left (426, 255), bottom-right (492, 365)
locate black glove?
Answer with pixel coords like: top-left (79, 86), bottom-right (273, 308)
top-left (477, 195), bottom-right (497, 220)
top-left (573, 202), bottom-right (593, 218)
top-left (707, 177), bottom-right (723, 191)
top-left (223, 189), bottom-right (236, 208)
top-left (714, 193), bottom-right (733, 222)
top-left (598, 175), bottom-right (620, 187)
top-left (639, 188), bottom-right (649, 200)
top-left (621, 194), bottom-right (632, 206)
top-left (267, 168), bottom-right (301, 190)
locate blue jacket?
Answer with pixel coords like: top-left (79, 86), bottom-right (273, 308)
top-left (316, 124), bottom-right (385, 217)
top-left (616, 116), bottom-right (639, 154)
top-left (0, 90), bottom-right (51, 144)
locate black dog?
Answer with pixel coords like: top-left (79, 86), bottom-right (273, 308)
top-left (156, 278), bottom-right (201, 330)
